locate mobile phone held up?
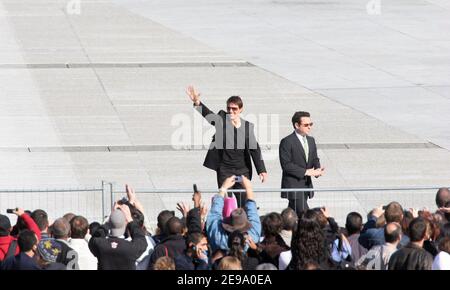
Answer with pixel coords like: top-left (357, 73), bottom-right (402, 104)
top-left (6, 208), bottom-right (17, 214)
top-left (193, 184), bottom-right (198, 193)
top-left (234, 176), bottom-right (243, 183)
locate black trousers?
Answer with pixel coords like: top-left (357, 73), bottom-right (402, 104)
top-left (217, 169), bottom-right (250, 208)
top-left (288, 192), bottom-right (310, 217)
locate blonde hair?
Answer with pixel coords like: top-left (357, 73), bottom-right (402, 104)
top-left (153, 256), bottom-right (176, 270)
top-left (218, 256), bottom-right (242, 270)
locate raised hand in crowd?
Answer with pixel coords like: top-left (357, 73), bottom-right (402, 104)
top-left (245, 234), bottom-right (258, 251)
top-left (320, 207), bottom-right (330, 219)
top-left (116, 204), bottom-right (133, 223)
top-left (408, 208), bottom-right (419, 218)
top-left (219, 176), bottom-right (236, 196)
top-left (176, 202), bottom-right (190, 219)
top-left (125, 184), bottom-right (145, 214)
top-left (192, 189), bottom-right (202, 209)
top-left (12, 207), bottom-right (26, 217)
top-left (186, 85), bottom-right (201, 106)
top-left (371, 206), bottom-right (385, 219)
top-left (439, 206), bottom-right (450, 214)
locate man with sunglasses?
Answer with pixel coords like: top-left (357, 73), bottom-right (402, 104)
top-left (186, 86), bottom-right (267, 207)
top-left (279, 111), bottom-right (325, 216)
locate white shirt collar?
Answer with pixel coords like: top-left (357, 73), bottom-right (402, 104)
top-left (295, 131), bottom-right (307, 144)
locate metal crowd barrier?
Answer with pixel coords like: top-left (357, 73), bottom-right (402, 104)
top-left (112, 185), bottom-right (448, 226)
top-left (0, 184), bottom-right (447, 226)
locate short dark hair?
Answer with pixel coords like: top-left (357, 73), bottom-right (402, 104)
top-left (281, 208), bottom-right (298, 231)
top-left (436, 188), bottom-right (450, 208)
top-left (131, 208), bottom-right (145, 228)
top-left (31, 209), bottom-right (49, 232)
top-left (89, 222), bottom-right (101, 236)
top-left (345, 212), bottom-right (363, 236)
top-left (166, 216), bottom-right (183, 235)
top-left (291, 111), bottom-right (310, 129)
top-left (157, 210), bottom-right (175, 233)
top-left (18, 229), bottom-right (37, 252)
top-left (384, 222), bottom-right (402, 243)
top-left (262, 212), bottom-right (283, 237)
top-left (401, 211), bottom-right (414, 235)
top-left (63, 213), bottom-right (76, 223)
top-left (409, 217), bottom-right (428, 242)
top-left (70, 216), bottom-right (89, 239)
top-left (226, 96), bottom-right (243, 108)
top-left (186, 232), bottom-right (205, 247)
top-left (385, 202), bottom-right (404, 223)
top-left (304, 208), bottom-right (327, 229)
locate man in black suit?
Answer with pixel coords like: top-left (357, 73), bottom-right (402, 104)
top-left (186, 86), bottom-right (267, 207)
top-left (279, 111), bottom-right (324, 216)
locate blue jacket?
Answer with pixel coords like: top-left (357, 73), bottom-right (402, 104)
top-left (359, 215), bottom-right (409, 250)
top-left (174, 253), bottom-right (210, 270)
top-left (206, 194), bottom-right (261, 252)
top-left (0, 252), bottom-right (41, 270)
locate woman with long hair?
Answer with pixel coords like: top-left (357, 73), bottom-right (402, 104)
top-left (288, 217), bottom-right (334, 270)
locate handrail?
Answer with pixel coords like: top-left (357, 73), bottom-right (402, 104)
top-left (0, 188), bottom-right (102, 193)
top-left (132, 185), bottom-right (447, 194)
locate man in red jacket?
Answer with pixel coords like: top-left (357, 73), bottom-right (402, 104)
top-left (0, 208), bottom-right (42, 261)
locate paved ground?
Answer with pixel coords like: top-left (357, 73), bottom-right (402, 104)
top-left (1, 0), bottom-right (450, 225)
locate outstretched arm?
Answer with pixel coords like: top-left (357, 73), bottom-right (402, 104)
top-left (186, 85), bottom-right (219, 126)
top-left (186, 85), bottom-right (201, 106)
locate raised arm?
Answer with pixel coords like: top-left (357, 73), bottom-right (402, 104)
top-left (186, 85), bottom-right (219, 125)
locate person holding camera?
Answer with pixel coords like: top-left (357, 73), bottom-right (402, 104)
top-left (88, 203), bottom-right (147, 270)
top-left (186, 85), bottom-right (267, 207)
top-left (206, 175), bottom-right (261, 252)
top-left (0, 208), bottom-right (41, 262)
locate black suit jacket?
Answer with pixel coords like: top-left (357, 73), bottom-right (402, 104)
top-left (279, 132), bottom-right (320, 199)
top-left (194, 102), bottom-right (266, 179)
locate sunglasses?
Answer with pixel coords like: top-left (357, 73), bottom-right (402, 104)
top-left (301, 123), bottom-right (313, 127)
top-left (227, 106), bottom-right (240, 112)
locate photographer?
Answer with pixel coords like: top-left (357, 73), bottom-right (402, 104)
top-left (88, 203), bottom-right (147, 270)
top-left (0, 208), bottom-right (41, 262)
top-left (206, 175), bottom-right (261, 252)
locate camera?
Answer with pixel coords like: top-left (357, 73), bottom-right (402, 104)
top-left (117, 197), bottom-right (129, 206)
top-left (234, 175), bottom-right (243, 183)
top-left (6, 208), bottom-right (17, 214)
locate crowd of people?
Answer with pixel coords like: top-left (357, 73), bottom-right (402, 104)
top-left (0, 179), bottom-right (449, 270)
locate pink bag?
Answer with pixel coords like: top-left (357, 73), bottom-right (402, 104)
top-left (222, 195), bottom-right (238, 219)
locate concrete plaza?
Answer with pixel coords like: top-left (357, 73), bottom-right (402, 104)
top-left (1, 0), bottom-right (450, 224)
